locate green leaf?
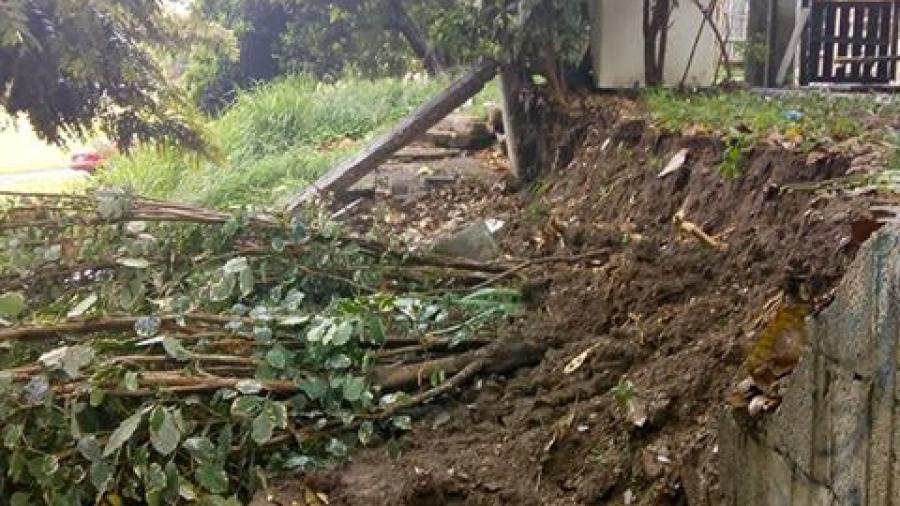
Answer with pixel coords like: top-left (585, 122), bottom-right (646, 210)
top-left (222, 257), bottom-right (249, 274)
top-left (392, 415), bottom-right (413, 431)
top-left (325, 438), bottom-right (348, 458)
top-left (62, 345), bottom-right (94, 378)
top-left (103, 411), bottom-right (144, 457)
top-left (251, 401), bottom-right (287, 445)
top-left (230, 395), bottom-right (263, 419)
top-left (265, 344), bottom-right (289, 369)
top-left (252, 326), bottom-right (273, 343)
top-left (38, 345), bottom-right (94, 378)
top-left (162, 336), bottom-right (192, 361)
top-left (144, 462), bottom-right (168, 493)
top-left (0, 292), bottom-right (26, 318)
top-left (325, 353), bottom-right (352, 370)
top-left (329, 321), bottom-right (354, 346)
top-left (210, 273), bottom-right (236, 302)
top-left (184, 437), bottom-right (216, 464)
top-left (235, 379), bottom-right (263, 394)
top-left (342, 377), bottom-right (366, 402)
top-left (27, 454), bottom-right (59, 482)
top-left (67, 293), bottom-right (98, 318)
top-left (10, 493), bottom-right (30, 506)
top-left (2, 424), bottom-right (23, 449)
top-left (276, 315), bottom-right (309, 326)
top-left (251, 412), bottom-right (275, 444)
top-left (124, 372), bottom-right (140, 392)
top-left (358, 421), bottom-right (374, 445)
top-left (365, 317), bottom-right (386, 344)
top-left (117, 257), bottom-right (150, 269)
top-left (134, 316), bottom-right (162, 338)
top-left (297, 377), bottom-right (327, 400)
top-left (77, 435), bottom-right (103, 462)
top-left (149, 406), bottom-right (181, 456)
top-left (164, 461), bottom-right (180, 502)
top-left (239, 267), bottom-right (254, 297)
top-left (281, 290), bottom-right (305, 310)
top-left (90, 460), bottom-right (113, 492)
top-left (195, 464), bottom-right (229, 494)
top-left (306, 320), bottom-right (330, 342)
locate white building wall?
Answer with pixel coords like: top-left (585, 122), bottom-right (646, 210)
top-left (590, 0), bottom-right (721, 88)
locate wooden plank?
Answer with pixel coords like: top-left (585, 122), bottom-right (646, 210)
top-left (822, 3), bottom-right (838, 80)
top-left (284, 60), bottom-right (498, 211)
top-left (777, 8), bottom-right (812, 85)
top-left (809, 2), bottom-right (827, 81)
top-left (876, 2), bottom-right (892, 80)
top-left (886, 0), bottom-right (900, 82)
top-left (863, 5), bottom-right (881, 81)
top-left (835, 4), bottom-right (850, 80)
top-left (851, 6), bottom-right (866, 79)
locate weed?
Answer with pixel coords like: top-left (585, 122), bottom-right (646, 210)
top-left (646, 89), bottom-right (900, 177)
top-left (611, 377), bottom-right (636, 406)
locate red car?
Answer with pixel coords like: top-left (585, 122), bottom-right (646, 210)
top-left (70, 151), bottom-right (104, 173)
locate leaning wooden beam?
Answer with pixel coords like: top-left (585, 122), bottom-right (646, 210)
top-left (775, 7), bottom-right (810, 86)
top-left (285, 59), bottom-right (499, 212)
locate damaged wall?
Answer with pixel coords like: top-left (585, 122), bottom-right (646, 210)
top-left (720, 227), bottom-right (900, 505)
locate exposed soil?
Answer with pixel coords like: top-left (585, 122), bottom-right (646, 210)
top-left (263, 96), bottom-right (893, 506)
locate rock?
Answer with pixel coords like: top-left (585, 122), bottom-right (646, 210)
top-left (422, 114), bottom-right (494, 150)
top-left (431, 220), bottom-right (501, 262)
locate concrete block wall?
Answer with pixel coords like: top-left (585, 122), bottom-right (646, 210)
top-left (720, 228), bottom-right (900, 506)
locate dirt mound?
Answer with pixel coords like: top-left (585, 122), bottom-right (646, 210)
top-left (269, 98), bottom-right (890, 506)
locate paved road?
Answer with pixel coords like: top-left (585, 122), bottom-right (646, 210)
top-left (0, 168), bottom-right (89, 189)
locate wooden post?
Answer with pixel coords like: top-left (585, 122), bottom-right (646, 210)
top-left (285, 60), bottom-right (498, 212)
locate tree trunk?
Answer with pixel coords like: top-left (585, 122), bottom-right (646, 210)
top-left (643, 0), bottom-right (673, 86)
top-left (500, 65), bottom-right (542, 183)
top-left (385, 0), bottom-right (447, 75)
top-left (285, 59), bottom-right (498, 212)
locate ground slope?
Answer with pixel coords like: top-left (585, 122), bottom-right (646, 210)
top-left (266, 95), bottom-right (892, 506)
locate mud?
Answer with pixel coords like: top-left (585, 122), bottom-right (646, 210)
top-left (269, 96), bottom-right (892, 506)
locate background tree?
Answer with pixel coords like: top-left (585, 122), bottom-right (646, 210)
top-left (0, 0), bottom-right (204, 150)
top-left (643, 0), bottom-right (677, 86)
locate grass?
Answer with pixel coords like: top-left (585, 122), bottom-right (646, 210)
top-left (646, 89), bottom-right (900, 143)
top-left (646, 89), bottom-right (900, 177)
top-left (99, 74), bottom-right (501, 208)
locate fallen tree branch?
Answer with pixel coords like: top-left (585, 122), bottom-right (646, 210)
top-left (369, 340), bottom-right (544, 391)
top-left (0, 313), bottom-right (235, 342)
top-left (673, 210), bottom-right (728, 252)
top-left (467, 249), bottom-right (610, 291)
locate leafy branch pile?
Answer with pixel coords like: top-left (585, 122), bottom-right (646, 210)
top-left (0, 189), bottom-right (528, 505)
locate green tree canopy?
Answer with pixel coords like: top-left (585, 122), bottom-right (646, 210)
top-left (187, 0), bottom-right (589, 111)
top-left (0, 0), bottom-right (204, 150)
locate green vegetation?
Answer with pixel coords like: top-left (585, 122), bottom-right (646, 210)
top-left (645, 90), bottom-right (896, 142)
top-left (646, 90), bottom-right (900, 177)
top-left (0, 0), bottom-right (202, 150)
top-left (0, 191), bottom-right (519, 503)
top-left (99, 74), bottom-right (499, 208)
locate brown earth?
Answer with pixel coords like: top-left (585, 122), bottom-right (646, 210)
top-left (264, 96), bottom-right (894, 506)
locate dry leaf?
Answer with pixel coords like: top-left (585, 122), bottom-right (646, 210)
top-left (564, 343), bottom-right (601, 374)
top-left (658, 148), bottom-right (689, 178)
top-left (544, 410), bottom-right (576, 452)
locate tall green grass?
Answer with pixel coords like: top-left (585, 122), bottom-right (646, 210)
top-left (99, 74), bottom-right (500, 208)
top-left (101, 75), bottom-right (445, 207)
